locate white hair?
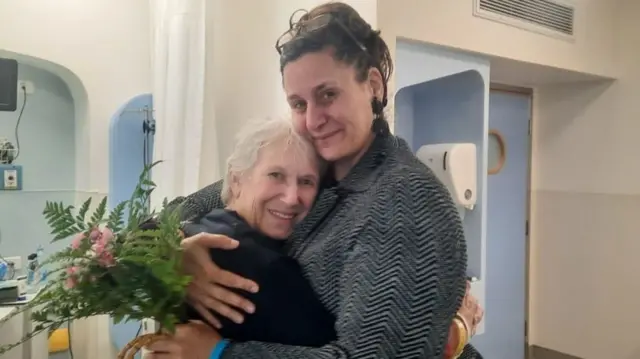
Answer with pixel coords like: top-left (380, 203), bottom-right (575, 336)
top-left (221, 116), bottom-right (321, 204)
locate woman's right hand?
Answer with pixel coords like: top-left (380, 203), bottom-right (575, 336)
top-left (181, 232), bottom-right (259, 328)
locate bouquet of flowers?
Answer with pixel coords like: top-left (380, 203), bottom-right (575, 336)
top-left (0, 162), bottom-right (190, 359)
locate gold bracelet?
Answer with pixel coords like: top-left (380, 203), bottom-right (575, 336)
top-left (452, 318), bottom-right (468, 358)
top-left (455, 314), bottom-right (471, 353)
top-left (455, 313), bottom-right (471, 335)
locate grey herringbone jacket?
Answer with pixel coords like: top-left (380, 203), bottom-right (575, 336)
top-left (170, 128), bottom-right (481, 359)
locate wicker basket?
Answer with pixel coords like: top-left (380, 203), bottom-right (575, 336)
top-left (117, 333), bottom-right (169, 359)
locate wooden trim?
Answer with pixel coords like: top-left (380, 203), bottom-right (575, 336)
top-left (487, 129), bottom-right (507, 175)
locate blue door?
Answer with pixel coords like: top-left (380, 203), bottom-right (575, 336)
top-left (472, 89), bottom-right (531, 358)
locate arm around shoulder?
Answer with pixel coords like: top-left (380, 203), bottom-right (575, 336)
top-left (164, 179), bottom-right (226, 221)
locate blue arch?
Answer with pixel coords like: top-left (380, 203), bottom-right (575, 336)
top-left (107, 93), bottom-right (154, 357)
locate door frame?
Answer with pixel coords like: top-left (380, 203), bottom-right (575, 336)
top-left (488, 83), bottom-right (534, 358)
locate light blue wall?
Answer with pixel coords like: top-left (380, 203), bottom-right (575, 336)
top-left (108, 93), bottom-right (154, 358)
top-left (471, 91), bottom-right (530, 358)
top-left (393, 39), bottom-right (490, 335)
top-left (0, 63), bottom-right (75, 264)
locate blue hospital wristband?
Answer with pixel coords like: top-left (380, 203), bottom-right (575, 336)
top-left (210, 339), bottom-right (230, 359)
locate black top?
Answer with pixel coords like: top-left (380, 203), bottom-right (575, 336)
top-left (180, 209), bottom-right (336, 347)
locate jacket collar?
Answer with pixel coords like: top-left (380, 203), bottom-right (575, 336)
top-left (322, 120), bottom-right (400, 194)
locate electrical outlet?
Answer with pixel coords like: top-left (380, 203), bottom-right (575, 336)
top-left (17, 80), bottom-right (35, 94)
top-left (3, 256), bottom-right (22, 271)
top-left (3, 168), bottom-right (18, 189)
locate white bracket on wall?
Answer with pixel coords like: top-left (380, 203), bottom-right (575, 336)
top-left (139, 318), bottom-right (159, 356)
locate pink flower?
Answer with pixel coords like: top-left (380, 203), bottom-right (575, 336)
top-left (89, 228), bottom-right (101, 241)
top-left (92, 241), bottom-right (106, 255)
top-left (65, 266), bottom-right (79, 289)
top-left (98, 251), bottom-right (115, 267)
top-left (71, 227), bottom-right (113, 250)
top-left (90, 227), bottom-right (115, 267)
top-left (90, 227), bottom-right (113, 248)
top-left (71, 233), bottom-right (85, 249)
top-left (99, 227), bottom-right (114, 245)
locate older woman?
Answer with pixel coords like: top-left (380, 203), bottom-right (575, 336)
top-left (166, 116), bottom-right (337, 347)
top-left (147, 2), bottom-right (483, 359)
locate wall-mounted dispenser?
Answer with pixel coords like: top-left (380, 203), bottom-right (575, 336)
top-left (0, 138), bottom-right (22, 190)
top-left (416, 143), bottom-right (477, 215)
top-left (0, 165), bottom-right (22, 190)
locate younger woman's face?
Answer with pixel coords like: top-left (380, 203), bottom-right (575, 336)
top-left (282, 49), bottom-right (383, 172)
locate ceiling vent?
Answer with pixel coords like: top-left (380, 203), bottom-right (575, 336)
top-left (473, 0), bottom-right (576, 41)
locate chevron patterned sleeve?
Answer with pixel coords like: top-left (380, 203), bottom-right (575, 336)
top-left (220, 172), bottom-right (472, 358)
top-left (164, 180), bottom-right (226, 222)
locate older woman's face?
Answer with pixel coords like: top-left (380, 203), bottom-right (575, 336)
top-left (231, 139), bottom-right (320, 239)
top-left (283, 50), bottom-right (382, 165)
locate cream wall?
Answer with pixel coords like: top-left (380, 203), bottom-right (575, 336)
top-left (378, 0), bottom-right (619, 138)
top-left (378, 0), bottom-right (617, 79)
top-left (0, 0), bottom-right (152, 195)
top-left (529, 1), bottom-right (640, 358)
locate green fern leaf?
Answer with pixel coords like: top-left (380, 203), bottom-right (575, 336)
top-left (89, 197), bottom-right (108, 226)
top-left (107, 201), bottom-right (127, 232)
top-left (43, 202), bottom-right (79, 240)
top-left (43, 202), bottom-right (74, 223)
top-left (51, 226), bottom-right (84, 242)
top-left (75, 198), bottom-right (92, 224)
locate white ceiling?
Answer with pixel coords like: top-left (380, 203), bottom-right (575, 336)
top-left (489, 55), bottom-right (614, 88)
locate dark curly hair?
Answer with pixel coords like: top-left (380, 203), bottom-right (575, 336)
top-left (275, 2), bottom-right (393, 112)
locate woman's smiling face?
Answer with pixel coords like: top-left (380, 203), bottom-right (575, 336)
top-left (229, 138), bottom-right (320, 239)
top-left (283, 49), bottom-right (383, 176)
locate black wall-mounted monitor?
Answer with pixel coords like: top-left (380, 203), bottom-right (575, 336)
top-left (0, 58), bottom-right (18, 112)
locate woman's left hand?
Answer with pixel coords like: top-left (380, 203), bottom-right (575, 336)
top-left (144, 321), bottom-right (222, 359)
top-left (458, 282), bottom-right (484, 336)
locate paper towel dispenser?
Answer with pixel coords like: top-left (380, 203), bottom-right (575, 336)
top-left (416, 143), bottom-right (477, 210)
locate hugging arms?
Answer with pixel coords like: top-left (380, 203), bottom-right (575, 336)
top-left (151, 152), bottom-right (483, 359)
